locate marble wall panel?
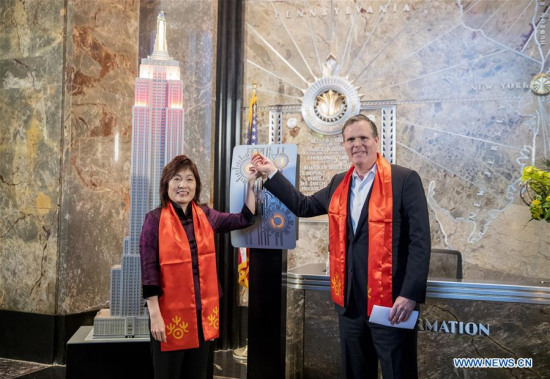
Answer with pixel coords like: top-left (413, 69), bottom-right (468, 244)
top-left (57, 0), bottom-right (140, 315)
top-left (243, 0), bottom-right (550, 284)
top-left (303, 291), bottom-right (340, 379)
top-left (286, 288), bottom-right (305, 378)
top-left (0, 0), bottom-right (65, 314)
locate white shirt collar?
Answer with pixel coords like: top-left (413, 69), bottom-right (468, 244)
top-left (352, 164), bottom-right (377, 182)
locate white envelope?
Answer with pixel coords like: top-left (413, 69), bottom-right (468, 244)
top-left (369, 305), bottom-right (419, 329)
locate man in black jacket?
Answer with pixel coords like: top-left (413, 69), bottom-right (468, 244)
top-left (251, 114), bottom-right (431, 378)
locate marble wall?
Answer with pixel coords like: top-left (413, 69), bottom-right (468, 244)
top-left (243, 0), bottom-right (550, 284)
top-left (0, 0), bottom-right (66, 314)
top-left (0, 0), bottom-right (218, 316)
top-left (57, 0), bottom-right (140, 316)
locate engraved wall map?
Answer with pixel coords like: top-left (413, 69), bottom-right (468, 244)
top-left (243, 0), bottom-right (550, 283)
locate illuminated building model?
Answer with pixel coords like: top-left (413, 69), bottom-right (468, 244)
top-left (93, 11), bottom-right (184, 338)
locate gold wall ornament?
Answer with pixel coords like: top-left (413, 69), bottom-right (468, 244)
top-left (315, 89), bottom-right (347, 121)
top-left (529, 73), bottom-right (550, 95)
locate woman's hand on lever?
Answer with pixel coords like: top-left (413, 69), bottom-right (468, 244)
top-left (245, 165), bottom-right (262, 214)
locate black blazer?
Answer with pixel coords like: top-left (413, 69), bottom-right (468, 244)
top-left (264, 165), bottom-right (431, 317)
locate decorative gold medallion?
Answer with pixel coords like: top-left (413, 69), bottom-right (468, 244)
top-left (315, 89), bottom-right (347, 122)
top-left (530, 73), bottom-right (550, 95)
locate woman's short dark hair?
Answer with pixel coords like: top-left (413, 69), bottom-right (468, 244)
top-left (342, 114), bottom-right (378, 139)
top-left (159, 155), bottom-right (202, 208)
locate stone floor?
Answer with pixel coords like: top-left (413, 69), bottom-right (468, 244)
top-left (0, 350), bottom-right (247, 379)
top-left (213, 350), bottom-right (247, 379)
top-left (0, 358), bottom-right (64, 379)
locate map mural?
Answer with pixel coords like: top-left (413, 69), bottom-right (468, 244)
top-left (243, 0), bottom-right (550, 284)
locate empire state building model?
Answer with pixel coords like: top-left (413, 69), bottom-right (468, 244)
top-left (93, 11), bottom-right (184, 338)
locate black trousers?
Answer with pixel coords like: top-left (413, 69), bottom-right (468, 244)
top-left (339, 293), bottom-right (418, 379)
top-left (150, 311), bottom-right (214, 379)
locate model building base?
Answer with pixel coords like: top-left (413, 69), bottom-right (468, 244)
top-left (66, 326), bottom-right (153, 379)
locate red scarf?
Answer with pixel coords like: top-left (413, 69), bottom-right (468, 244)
top-left (158, 202), bottom-right (219, 351)
top-left (328, 153), bottom-right (393, 316)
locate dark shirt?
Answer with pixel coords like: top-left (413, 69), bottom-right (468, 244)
top-left (139, 202), bottom-right (254, 310)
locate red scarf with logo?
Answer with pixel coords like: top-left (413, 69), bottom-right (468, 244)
top-left (328, 153), bottom-right (393, 316)
top-left (158, 201), bottom-right (220, 351)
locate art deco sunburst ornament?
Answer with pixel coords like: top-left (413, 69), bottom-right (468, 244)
top-left (301, 54), bottom-right (361, 135)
